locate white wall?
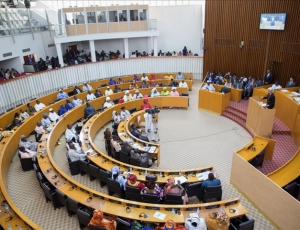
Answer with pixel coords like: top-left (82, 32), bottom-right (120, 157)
top-left (0, 57), bottom-right (23, 74)
top-left (128, 37), bottom-right (149, 54)
top-left (149, 5), bottom-right (203, 55)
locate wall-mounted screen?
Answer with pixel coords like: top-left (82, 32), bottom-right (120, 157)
top-left (260, 13), bottom-right (286, 30)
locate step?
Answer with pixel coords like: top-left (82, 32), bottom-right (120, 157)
top-left (227, 106), bottom-right (247, 117)
top-left (223, 110), bottom-right (247, 122)
top-left (222, 113), bottom-right (253, 137)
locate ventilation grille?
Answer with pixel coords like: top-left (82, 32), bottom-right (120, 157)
top-left (22, 48), bottom-right (30, 53)
top-left (214, 38), bottom-right (235, 47)
top-left (48, 44), bottom-right (55, 48)
top-left (249, 40), bottom-right (266, 49)
top-left (281, 42), bottom-right (300, 54)
top-left (3, 52), bottom-right (12, 57)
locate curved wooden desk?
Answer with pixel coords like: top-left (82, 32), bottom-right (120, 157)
top-left (203, 84), bottom-right (243, 102)
top-left (198, 90), bottom-right (230, 115)
top-left (267, 148), bottom-right (300, 187)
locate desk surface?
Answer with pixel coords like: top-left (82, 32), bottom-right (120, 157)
top-left (198, 90), bottom-right (230, 115)
top-left (236, 137), bottom-right (269, 161)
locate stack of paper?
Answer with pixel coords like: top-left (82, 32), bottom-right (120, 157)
top-left (291, 92), bottom-right (300, 96)
top-left (174, 176), bottom-right (188, 184)
top-left (85, 149), bottom-right (94, 154)
top-left (132, 143), bottom-right (141, 149)
top-left (148, 146), bottom-right (156, 153)
top-left (196, 171), bottom-right (209, 181)
top-left (153, 211), bottom-right (166, 220)
top-left (281, 89), bottom-right (289, 92)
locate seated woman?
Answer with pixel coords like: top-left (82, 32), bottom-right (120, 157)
top-left (13, 112), bottom-right (23, 126)
top-left (108, 77), bottom-right (117, 85)
top-left (95, 89), bottom-right (103, 98)
top-left (141, 99), bottom-right (152, 110)
top-left (112, 111), bottom-right (121, 129)
top-left (126, 174), bottom-right (145, 190)
top-left (224, 79), bottom-right (232, 87)
top-left (18, 146), bottom-right (37, 159)
top-left (141, 180), bottom-right (165, 201)
top-left (129, 80), bottom-right (139, 90)
top-left (164, 177), bottom-right (188, 205)
top-left (149, 80), bottom-right (158, 88)
top-left (117, 77), bottom-right (124, 84)
top-left (111, 166), bottom-right (127, 190)
top-left (150, 73), bottom-right (159, 81)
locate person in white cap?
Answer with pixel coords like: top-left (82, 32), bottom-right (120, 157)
top-left (201, 80), bottom-right (215, 91)
top-left (170, 87), bottom-right (180, 96)
top-left (132, 89), bottom-right (143, 100)
top-left (179, 79), bottom-right (188, 88)
top-left (151, 88), bottom-right (161, 97)
top-left (123, 90), bottom-right (133, 102)
top-left (56, 89), bottom-right (68, 100)
top-left (105, 86), bottom-right (113, 97)
top-left (48, 108), bottom-right (60, 122)
top-left (82, 82), bottom-right (93, 92)
top-left (104, 97), bottom-right (114, 108)
top-left (111, 165), bottom-right (127, 190)
top-left (86, 90), bottom-right (96, 101)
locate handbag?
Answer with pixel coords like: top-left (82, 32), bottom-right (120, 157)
top-left (146, 174), bottom-right (157, 181)
top-left (184, 217), bottom-right (206, 230)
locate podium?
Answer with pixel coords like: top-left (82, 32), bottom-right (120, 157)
top-left (246, 97), bottom-right (276, 137)
top-left (198, 90), bottom-right (230, 115)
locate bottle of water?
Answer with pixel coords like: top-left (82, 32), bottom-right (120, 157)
top-left (179, 171), bottom-right (182, 176)
top-left (7, 224), bottom-right (12, 230)
top-left (172, 209), bottom-right (175, 216)
top-left (197, 207), bottom-right (200, 215)
top-left (17, 226), bottom-right (22, 230)
top-left (129, 167), bottom-right (132, 172)
top-left (160, 172), bottom-right (162, 178)
top-left (145, 170), bottom-right (148, 176)
top-left (214, 169), bottom-right (217, 177)
top-left (99, 201), bottom-right (103, 210)
top-left (220, 207), bottom-right (223, 213)
top-left (4, 203), bottom-right (9, 212)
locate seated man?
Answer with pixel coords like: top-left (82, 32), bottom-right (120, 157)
top-left (103, 97), bottom-right (114, 108)
top-left (110, 135), bottom-right (123, 156)
top-left (65, 99), bottom-right (75, 111)
top-left (123, 90), bottom-right (133, 102)
top-left (111, 166), bottom-right (127, 190)
top-left (66, 139), bottom-right (84, 154)
top-left (130, 124), bottom-right (149, 142)
top-left (140, 80), bottom-right (149, 88)
top-left (73, 96), bottom-right (83, 107)
top-left (160, 87), bottom-right (170, 96)
top-left (105, 86), bottom-right (113, 97)
top-left (179, 80), bottom-right (188, 88)
top-left (263, 88), bottom-right (275, 109)
top-left (58, 104), bottom-right (68, 116)
top-left (19, 135), bottom-right (38, 151)
top-left (95, 88), bottom-right (104, 97)
top-left (27, 103), bottom-right (36, 113)
top-left (84, 102), bottom-right (97, 117)
top-left (67, 142), bottom-right (86, 162)
top-left (176, 72), bottom-right (185, 80)
top-left (86, 91), bottom-right (96, 101)
top-left (34, 121), bottom-right (45, 141)
top-left (113, 85), bottom-right (122, 93)
top-left (286, 77), bottom-right (296, 88)
top-left (201, 172), bottom-right (221, 188)
top-left (130, 148), bottom-right (156, 167)
top-left (18, 146), bottom-right (36, 159)
top-left (120, 106), bottom-right (130, 120)
top-left (133, 74), bottom-right (140, 82)
top-left (254, 78), bottom-right (263, 87)
top-left (41, 113), bottom-right (52, 131)
top-left (169, 78), bottom-right (179, 87)
top-left (271, 80), bottom-right (282, 91)
top-left (151, 88), bottom-right (161, 97)
top-left (141, 73), bottom-right (149, 82)
top-left (48, 108), bottom-right (60, 122)
top-left (65, 124), bottom-right (77, 142)
top-left (73, 85), bottom-right (82, 95)
top-left (108, 77), bottom-right (117, 85)
top-left (57, 89), bottom-right (68, 100)
top-left (20, 109), bottom-right (29, 119)
top-left (201, 81), bottom-right (215, 91)
top-left (34, 100), bottom-right (45, 111)
top-left (242, 78), bottom-right (255, 100)
top-left (82, 82), bottom-right (93, 92)
top-left (214, 76), bottom-right (222, 85)
top-left (132, 90), bottom-right (143, 100)
top-left (170, 87), bottom-right (180, 96)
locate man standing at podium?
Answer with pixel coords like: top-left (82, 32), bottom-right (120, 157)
top-left (263, 88), bottom-right (275, 109)
top-left (201, 81), bottom-right (215, 91)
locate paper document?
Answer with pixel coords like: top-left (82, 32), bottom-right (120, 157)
top-left (153, 211), bottom-right (166, 220)
top-left (261, 103), bottom-right (267, 107)
top-left (85, 149), bottom-right (94, 154)
top-left (148, 146), bottom-right (157, 153)
top-left (142, 147), bottom-right (150, 152)
top-left (293, 98), bottom-right (300, 102)
top-left (132, 143), bottom-right (141, 149)
top-left (174, 176), bottom-right (188, 184)
top-left (281, 90), bottom-right (289, 92)
top-left (189, 213), bottom-right (199, 218)
top-left (196, 171), bottom-right (209, 181)
top-left (291, 92), bottom-right (300, 96)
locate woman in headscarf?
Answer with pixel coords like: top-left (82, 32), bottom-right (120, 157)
top-left (170, 87), bottom-right (180, 96)
top-left (111, 166), bottom-right (126, 190)
top-left (126, 174), bottom-right (145, 190)
top-left (123, 90), bottom-right (133, 102)
top-left (108, 77), bottom-right (116, 85)
top-left (133, 74), bottom-right (140, 81)
top-left (141, 180), bottom-right (165, 201)
top-left (164, 177), bottom-right (188, 205)
top-left (19, 135), bottom-right (38, 151)
top-left (149, 80), bottom-right (158, 88)
top-left (141, 99), bottom-right (152, 110)
top-left (129, 80), bottom-right (139, 90)
top-left (117, 77), bottom-right (124, 84)
top-left (149, 73), bottom-right (158, 81)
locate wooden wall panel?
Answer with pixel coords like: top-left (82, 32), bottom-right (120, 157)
top-left (204, 0), bottom-right (300, 86)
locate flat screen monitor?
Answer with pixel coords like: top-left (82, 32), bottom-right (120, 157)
top-left (260, 13), bottom-right (286, 30)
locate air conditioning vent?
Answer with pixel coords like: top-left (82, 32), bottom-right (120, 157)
top-left (48, 44), bottom-right (55, 48)
top-left (3, 52), bottom-right (12, 57)
top-left (22, 48), bottom-right (30, 52)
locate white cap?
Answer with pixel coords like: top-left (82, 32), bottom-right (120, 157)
top-left (106, 86), bottom-right (110, 89)
top-left (125, 90), bottom-right (129, 94)
top-left (106, 97), bottom-right (110, 101)
top-left (172, 87), bottom-right (176, 90)
top-left (135, 90), bottom-right (139, 93)
top-left (207, 80), bottom-right (211, 83)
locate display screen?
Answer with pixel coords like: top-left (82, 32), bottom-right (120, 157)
top-left (260, 13), bottom-right (286, 30)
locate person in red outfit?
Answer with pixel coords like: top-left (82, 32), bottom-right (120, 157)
top-left (141, 99), bottom-right (152, 110)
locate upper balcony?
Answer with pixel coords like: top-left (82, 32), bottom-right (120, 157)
top-left (60, 4), bottom-right (157, 37)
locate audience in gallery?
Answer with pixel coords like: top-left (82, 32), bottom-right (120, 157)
top-left (19, 135), bottom-right (38, 151)
top-left (120, 106), bottom-right (130, 120)
top-left (160, 87), bottom-right (170, 96)
top-left (164, 177), bottom-right (188, 205)
top-left (34, 100), bottom-right (45, 111)
top-left (126, 174), bottom-right (145, 190)
top-left (179, 80), bottom-right (188, 88)
top-left (57, 89), bottom-right (68, 100)
top-left (18, 146), bottom-right (36, 159)
top-left (202, 173), bottom-right (221, 188)
top-left (105, 86), bottom-right (114, 97)
top-left (82, 82), bottom-right (93, 92)
top-left (86, 91), bottom-right (96, 101)
top-left (104, 97), bottom-right (114, 108)
top-left (0, 67), bottom-right (23, 81)
top-left (73, 96), bottom-right (83, 107)
top-left (132, 90), bottom-right (143, 100)
top-left (84, 102), bottom-right (97, 117)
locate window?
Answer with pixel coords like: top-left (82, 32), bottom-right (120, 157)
top-left (118, 10), bottom-right (127, 22)
top-left (87, 12), bottom-right (96, 23)
top-left (130, 10), bottom-right (138, 21)
top-left (139, 9), bottom-right (147, 21)
top-left (109, 11), bottom-right (118, 22)
top-left (97, 11), bottom-right (107, 23)
top-left (74, 12), bottom-right (85, 24)
top-left (65, 12), bottom-right (74, 25)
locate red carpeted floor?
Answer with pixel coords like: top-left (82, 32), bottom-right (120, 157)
top-left (222, 100), bottom-right (298, 175)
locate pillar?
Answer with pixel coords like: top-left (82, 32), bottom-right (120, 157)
top-left (55, 43), bottom-right (64, 67)
top-left (153, 36), bottom-right (158, 56)
top-left (89, 40), bottom-right (96, 62)
top-left (124, 38), bottom-right (129, 58)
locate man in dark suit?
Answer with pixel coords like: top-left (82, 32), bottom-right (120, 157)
top-left (242, 78), bottom-right (255, 100)
top-left (263, 88), bottom-right (275, 109)
top-left (285, 77), bottom-right (296, 88)
top-left (73, 85), bottom-right (82, 95)
top-left (263, 70), bottom-right (273, 85)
